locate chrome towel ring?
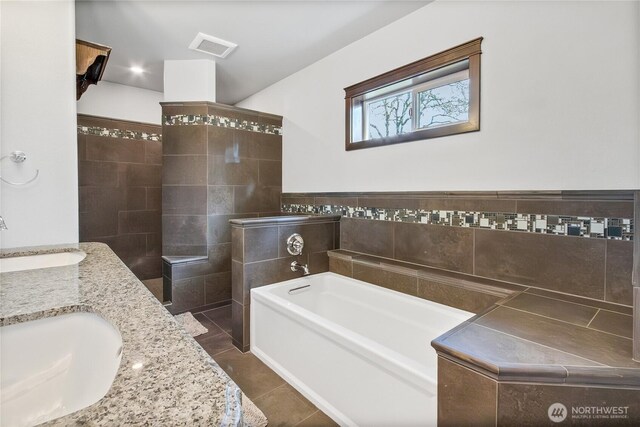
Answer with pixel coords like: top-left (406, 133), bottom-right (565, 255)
top-left (0, 151), bottom-right (40, 186)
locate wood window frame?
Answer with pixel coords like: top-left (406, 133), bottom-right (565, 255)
top-left (344, 37), bottom-right (483, 151)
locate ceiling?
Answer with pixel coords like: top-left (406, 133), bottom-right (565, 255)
top-left (75, 1), bottom-right (430, 105)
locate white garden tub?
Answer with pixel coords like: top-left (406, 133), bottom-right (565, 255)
top-left (250, 272), bottom-right (474, 426)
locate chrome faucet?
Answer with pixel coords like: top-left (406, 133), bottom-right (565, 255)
top-left (0, 216), bottom-right (7, 230)
top-left (290, 261), bottom-right (310, 276)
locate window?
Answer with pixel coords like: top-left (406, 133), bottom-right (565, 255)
top-left (344, 38), bottom-right (482, 151)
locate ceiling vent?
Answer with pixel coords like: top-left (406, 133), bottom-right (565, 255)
top-left (189, 32), bottom-right (237, 59)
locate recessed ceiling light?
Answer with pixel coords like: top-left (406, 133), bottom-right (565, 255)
top-left (130, 66), bottom-right (145, 74)
top-left (189, 32), bottom-right (237, 59)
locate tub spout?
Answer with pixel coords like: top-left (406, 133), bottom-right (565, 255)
top-left (290, 261), bottom-right (310, 276)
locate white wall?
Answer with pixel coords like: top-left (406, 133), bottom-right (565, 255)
top-left (164, 59), bottom-right (216, 103)
top-left (77, 81), bottom-right (163, 125)
top-left (0, 0), bottom-right (78, 249)
top-left (238, 0), bottom-right (640, 192)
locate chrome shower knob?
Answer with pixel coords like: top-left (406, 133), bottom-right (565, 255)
top-left (286, 233), bottom-right (304, 255)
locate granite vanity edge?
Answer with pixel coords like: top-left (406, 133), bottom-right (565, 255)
top-left (0, 304), bottom-right (93, 326)
top-left (0, 243), bottom-right (83, 258)
top-left (0, 242), bottom-right (243, 425)
top-left (230, 214), bottom-right (341, 227)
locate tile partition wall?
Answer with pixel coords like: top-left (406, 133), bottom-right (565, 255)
top-left (77, 114), bottom-right (162, 280)
top-left (432, 287), bottom-right (639, 424)
top-left (634, 191), bottom-right (639, 361)
top-left (438, 357), bottom-right (640, 426)
top-left (283, 191), bottom-right (636, 307)
top-left (311, 191), bottom-right (640, 424)
top-left (161, 102), bottom-right (283, 314)
top-left (230, 215), bottom-right (341, 352)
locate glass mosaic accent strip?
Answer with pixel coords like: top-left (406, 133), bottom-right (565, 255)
top-left (282, 204), bottom-right (634, 241)
top-left (77, 125), bottom-right (162, 142)
top-left (163, 114), bottom-right (282, 135)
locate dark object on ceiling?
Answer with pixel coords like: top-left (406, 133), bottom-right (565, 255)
top-left (76, 39), bottom-right (111, 100)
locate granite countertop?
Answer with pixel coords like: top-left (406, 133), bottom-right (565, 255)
top-left (432, 288), bottom-right (640, 388)
top-left (0, 242), bottom-right (242, 425)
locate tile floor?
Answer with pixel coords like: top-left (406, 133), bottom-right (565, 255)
top-left (193, 305), bottom-right (338, 427)
top-left (142, 277), bottom-right (163, 301)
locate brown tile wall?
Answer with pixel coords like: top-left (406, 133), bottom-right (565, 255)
top-left (498, 382), bottom-right (640, 425)
top-left (303, 191), bottom-right (638, 357)
top-left (634, 287), bottom-right (640, 362)
top-left (78, 114), bottom-right (162, 280)
top-left (338, 216), bottom-right (634, 306)
top-left (328, 250), bottom-right (516, 314)
top-left (282, 192), bottom-right (640, 420)
top-left (633, 192), bottom-right (639, 361)
top-left (231, 217), bottom-right (340, 351)
top-left (438, 357), bottom-right (640, 425)
top-left (162, 102), bottom-right (282, 314)
top-left (283, 191), bottom-right (634, 220)
top-left (300, 191), bottom-right (637, 307)
top-left (438, 357), bottom-right (497, 426)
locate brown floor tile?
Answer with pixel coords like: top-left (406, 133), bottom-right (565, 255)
top-left (212, 349), bottom-right (285, 399)
top-left (296, 410), bottom-right (339, 427)
top-left (203, 304), bottom-right (232, 334)
top-left (197, 332), bottom-right (235, 356)
top-left (588, 309), bottom-right (634, 339)
top-left (440, 323), bottom-right (601, 367)
top-left (197, 309), bottom-right (334, 427)
top-left (503, 292), bottom-right (598, 327)
top-left (193, 313), bottom-right (225, 339)
top-left (142, 277), bottom-right (163, 301)
top-left (476, 306), bottom-right (637, 368)
top-left (253, 384), bottom-right (317, 427)
top-left (280, 382), bottom-right (314, 408)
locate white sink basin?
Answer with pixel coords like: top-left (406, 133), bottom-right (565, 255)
top-left (0, 312), bottom-right (123, 427)
top-left (0, 251), bottom-right (86, 273)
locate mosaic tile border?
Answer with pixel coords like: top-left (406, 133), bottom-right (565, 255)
top-left (282, 204), bottom-right (634, 240)
top-left (163, 114), bottom-right (282, 135)
top-left (77, 125), bottom-right (162, 142)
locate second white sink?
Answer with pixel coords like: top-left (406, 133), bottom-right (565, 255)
top-left (0, 312), bottom-right (123, 427)
top-left (0, 251), bottom-right (86, 273)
